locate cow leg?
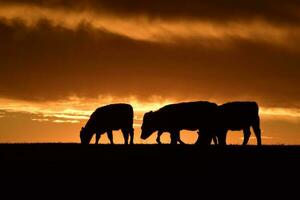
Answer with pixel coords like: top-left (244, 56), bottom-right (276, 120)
top-left (107, 130), bottom-right (114, 145)
top-left (202, 129), bottom-right (214, 146)
top-left (195, 129), bottom-right (211, 145)
top-left (253, 117), bottom-right (262, 146)
top-left (211, 128), bottom-right (219, 145)
top-left (178, 137), bottom-right (185, 145)
top-left (170, 130), bottom-right (180, 145)
top-left (212, 135), bottom-right (218, 145)
top-left (95, 133), bottom-right (101, 144)
top-left (172, 130), bottom-right (185, 144)
top-left (242, 127), bottom-right (251, 146)
top-left (121, 129), bottom-right (129, 145)
top-left (217, 129), bottom-right (227, 146)
top-left (170, 133), bottom-right (177, 145)
top-left (156, 131), bottom-right (163, 144)
top-left (129, 128), bottom-right (134, 145)
top-left (195, 130), bottom-right (202, 145)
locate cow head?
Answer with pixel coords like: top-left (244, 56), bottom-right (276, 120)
top-left (80, 127), bottom-right (93, 144)
top-left (141, 111), bottom-right (157, 140)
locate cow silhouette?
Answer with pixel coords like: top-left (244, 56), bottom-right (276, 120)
top-left (216, 101), bottom-right (262, 146)
top-left (197, 130), bottom-right (218, 145)
top-left (141, 101), bottom-right (218, 145)
top-left (80, 103), bottom-right (134, 144)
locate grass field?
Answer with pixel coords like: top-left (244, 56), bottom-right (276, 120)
top-left (1, 144), bottom-right (299, 176)
top-left (0, 144), bottom-right (299, 197)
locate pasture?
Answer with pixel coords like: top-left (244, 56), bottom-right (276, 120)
top-left (0, 144), bottom-right (299, 197)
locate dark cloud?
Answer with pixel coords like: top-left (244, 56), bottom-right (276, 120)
top-left (2, 0), bottom-right (300, 25)
top-left (0, 19), bottom-right (299, 108)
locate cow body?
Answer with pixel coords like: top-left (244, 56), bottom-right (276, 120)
top-left (141, 101), bottom-right (218, 145)
top-left (80, 103), bottom-right (134, 144)
top-left (216, 101), bottom-right (261, 146)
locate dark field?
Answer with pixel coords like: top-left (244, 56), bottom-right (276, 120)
top-left (1, 144), bottom-right (299, 177)
top-left (0, 144), bottom-right (299, 197)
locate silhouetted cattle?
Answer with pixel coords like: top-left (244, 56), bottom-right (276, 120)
top-left (80, 104), bottom-right (134, 144)
top-left (141, 101), bottom-right (218, 145)
top-left (216, 101), bottom-right (261, 146)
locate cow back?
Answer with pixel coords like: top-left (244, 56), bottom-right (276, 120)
top-left (153, 101), bottom-right (218, 130)
top-left (86, 103), bottom-right (133, 131)
top-left (218, 101), bottom-right (259, 130)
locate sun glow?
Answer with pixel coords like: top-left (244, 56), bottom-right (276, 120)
top-left (0, 96), bottom-right (174, 125)
top-left (260, 107), bottom-right (300, 122)
top-left (0, 97), bottom-right (299, 144)
top-left (0, 97), bottom-right (299, 126)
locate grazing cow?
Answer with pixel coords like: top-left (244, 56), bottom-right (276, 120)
top-left (141, 101), bottom-right (218, 145)
top-left (80, 103), bottom-right (134, 144)
top-left (216, 101), bottom-right (262, 146)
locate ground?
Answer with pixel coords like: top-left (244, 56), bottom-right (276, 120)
top-left (0, 144), bottom-right (299, 197)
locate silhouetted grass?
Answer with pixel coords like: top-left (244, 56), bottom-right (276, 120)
top-left (0, 144), bottom-right (299, 176)
top-left (0, 144), bottom-right (299, 197)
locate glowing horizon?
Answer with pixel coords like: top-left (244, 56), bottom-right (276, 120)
top-left (0, 96), bottom-right (299, 145)
top-left (1, 97), bottom-right (300, 124)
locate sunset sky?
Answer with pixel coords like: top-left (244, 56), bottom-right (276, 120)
top-left (0, 0), bottom-right (300, 144)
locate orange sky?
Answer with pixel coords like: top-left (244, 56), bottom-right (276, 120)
top-left (0, 0), bottom-right (300, 144)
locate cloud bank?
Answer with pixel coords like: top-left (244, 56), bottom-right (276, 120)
top-left (0, 1), bottom-right (299, 110)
